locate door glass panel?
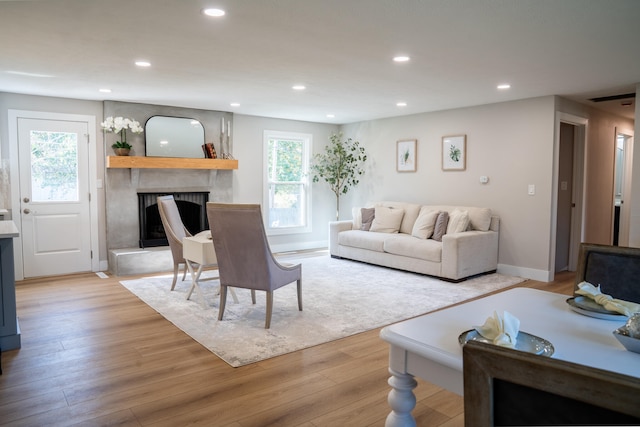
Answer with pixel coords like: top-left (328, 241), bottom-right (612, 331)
top-left (30, 130), bottom-right (79, 202)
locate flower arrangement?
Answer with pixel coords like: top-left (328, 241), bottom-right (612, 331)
top-left (101, 116), bottom-right (143, 150)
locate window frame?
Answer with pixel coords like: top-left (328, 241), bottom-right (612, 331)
top-left (263, 130), bottom-right (312, 235)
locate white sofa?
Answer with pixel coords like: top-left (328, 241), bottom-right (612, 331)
top-left (329, 201), bottom-right (500, 281)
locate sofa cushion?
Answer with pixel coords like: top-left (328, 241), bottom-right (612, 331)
top-left (370, 206), bottom-right (405, 233)
top-left (428, 205), bottom-right (492, 231)
top-left (376, 201), bottom-right (421, 234)
top-left (360, 207), bottom-right (375, 231)
top-left (338, 230), bottom-right (387, 252)
top-left (447, 209), bottom-right (470, 234)
top-left (352, 207), bottom-right (363, 230)
top-left (383, 234), bottom-right (442, 262)
top-left (432, 211), bottom-right (449, 242)
top-left (411, 208), bottom-right (439, 239)
top-left (467, 207), bottom-right (492, 231)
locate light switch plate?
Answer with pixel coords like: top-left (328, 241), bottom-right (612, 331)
top-left (528, 184), bottom-right (535, 195)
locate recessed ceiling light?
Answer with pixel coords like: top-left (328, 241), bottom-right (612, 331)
top-left (230, 102), bottom-right (240, 107)
top-left (326, 114), bottom-right (335, 118)
top-left (99, 88), bottom-right (111, 93)
top-left (135, 60), bottom-right (151, 67)
top-left (497, 83), bottom-right (511, 90)
top-left (292, 85), bottom-right (306, 91)
top-left (6, 70), bottom-right (53, 78)
top-left (393, 56), bottom-right (410, 62)
top-left (396, 102), bottom-right (407, 107)
top-left (203, 8), bottom-right (225, 17)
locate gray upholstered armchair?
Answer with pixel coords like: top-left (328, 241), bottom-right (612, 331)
top-left (206, 203), bottom-right (302, 329)
top-left (157, 195), bottom-right (192, 290)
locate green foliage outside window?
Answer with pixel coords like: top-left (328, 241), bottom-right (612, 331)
top-left (30, 131), bottom-right (79, 201)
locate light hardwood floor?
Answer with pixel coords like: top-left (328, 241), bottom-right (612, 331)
top-left (0, 259), bottom-right (575, 426)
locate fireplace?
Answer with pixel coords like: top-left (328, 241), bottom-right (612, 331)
top-left (137, 191), bottom-right (209, 248)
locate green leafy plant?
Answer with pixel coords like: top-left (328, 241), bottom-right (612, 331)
top-left (449, 144), bottom-right (461, 162)
top-left (310, 133), bottom-right (367, 220)
top-left (111, 141), bottom-right (133, 149)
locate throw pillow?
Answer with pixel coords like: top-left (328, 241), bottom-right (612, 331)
top-left (411, 209), bottom-right (439, 239)
top-left (447, 209), bottom-right (470, 234)
top-left (360, 207), bottom-right (375, 231)
top-left (369, 206), bottom-right (405, 233)
top-left (352, 207), bottom-right (363, 229)
top-left (432, 211), bottom-right (449, 241)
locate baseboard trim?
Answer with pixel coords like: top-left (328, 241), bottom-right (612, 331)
top-left (497, 264), bottom-right (552, 282)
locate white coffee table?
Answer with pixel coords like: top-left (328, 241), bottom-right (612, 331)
top-left (183, 231), bottom-right (238, 307)
top-left (379, 287), bottom-right (639, 427)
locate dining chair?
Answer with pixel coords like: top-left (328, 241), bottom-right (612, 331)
top-left (463, 340), bottom-right (640, 426)
top-left (157, 195), bottom-right (192, 290)
top-left (574, 243), bottom-right (640, 303)
top-left (206, 203), bottom-right (302, 329)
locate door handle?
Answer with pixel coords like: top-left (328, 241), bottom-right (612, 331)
top-left (23, 208), bottom-right (30, 214)
top-left (23, 197), bottom-right (30, 203)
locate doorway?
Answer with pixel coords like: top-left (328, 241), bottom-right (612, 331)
top-left (553, 113), bottom-right (587, 276)
top-left (614, 128), bottom-right (634, 247)
top-left (8, 110), bottom-right (99, 279)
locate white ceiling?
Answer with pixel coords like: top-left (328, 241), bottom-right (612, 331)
top-left (1, 0), bottom-right (638, 124)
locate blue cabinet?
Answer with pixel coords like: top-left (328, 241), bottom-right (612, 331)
top-left (0, 221), bottom-right (20, 352)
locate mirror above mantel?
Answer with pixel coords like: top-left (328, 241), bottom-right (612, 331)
top-left (145, 115), bottom-right (205, 158)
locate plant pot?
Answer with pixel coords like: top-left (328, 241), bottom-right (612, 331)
top-left (114, 148), bottom-right (131, 156)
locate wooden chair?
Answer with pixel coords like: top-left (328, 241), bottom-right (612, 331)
top-left (157, 195), bottom-right (192, 290)
top-left (463, 340), bottom-right (640, 426)
top-left (206, 203), bottom-right (302, 329)
top-left (575, 243), bottom-right (640, 303)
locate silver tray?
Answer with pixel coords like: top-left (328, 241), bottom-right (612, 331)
top-left (566, 296), bottom-right (627, 321)
top-left (613, 326), bottom-right (640, 354)
top-left (458, 329), bottom-right (554, 356)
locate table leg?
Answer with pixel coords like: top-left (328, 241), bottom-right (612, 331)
top-left (186, 262), bottom-right (208, 308)
top-left (385, 368), bottom-right (418, 427)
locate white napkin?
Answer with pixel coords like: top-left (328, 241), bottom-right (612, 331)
top-left (575, 281), bottom-right (640, 317)
top-left (474, 311), bottom-right (520, 348)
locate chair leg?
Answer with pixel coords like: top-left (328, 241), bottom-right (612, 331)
top-left (265, 291), bottom-right (273, 329)
top-left (251, 289), bottom-right (256, 304)
top-left (297, 279), bottom-right (303, 311)
top-left (170, 263), bottom-right (179, 291)
top-left (218, 285), bottom-right (228, 321)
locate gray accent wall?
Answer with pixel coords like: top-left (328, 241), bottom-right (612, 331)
top-left (103, 101), bottom-right (232, 249)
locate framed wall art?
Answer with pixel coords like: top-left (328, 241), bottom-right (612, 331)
top-left (397, 139), bottom-right (417, 172)
top-left (442, 134), bottom-right (466, 171)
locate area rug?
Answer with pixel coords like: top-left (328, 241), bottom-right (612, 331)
top-left (119, 256), bottom-right (525, 367)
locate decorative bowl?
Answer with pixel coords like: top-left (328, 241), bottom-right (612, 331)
top-left (613, 326), bottom-right (640, 354)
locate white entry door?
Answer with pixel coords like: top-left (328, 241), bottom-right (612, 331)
top-left (17, 117), bottom-right (93, 277)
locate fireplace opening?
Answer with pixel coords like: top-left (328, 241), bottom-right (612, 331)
top-left (138, 192), bottom-right (209, 248)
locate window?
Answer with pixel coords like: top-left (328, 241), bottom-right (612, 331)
top-left (263, 130), bottom-right (311, 235)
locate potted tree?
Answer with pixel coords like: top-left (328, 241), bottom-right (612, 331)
top-left (310, 133), bottom-right (367, 220)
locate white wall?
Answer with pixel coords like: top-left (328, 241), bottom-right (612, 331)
top-left (3, 92), bottom-right (633, 280)
top-left (339, 97), bottom-right (557, 280)
top-left (233, 114), bottom-right (339, 252)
